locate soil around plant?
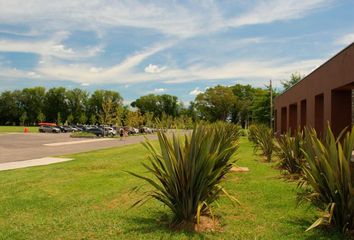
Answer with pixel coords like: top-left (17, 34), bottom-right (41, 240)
top-left (171, 216), bottom-right (222, 232)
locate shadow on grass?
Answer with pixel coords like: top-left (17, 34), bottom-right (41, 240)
top-left (120, 212), bottom-right (205, 238)
top-left (286, 218), bottom-right (346, 240)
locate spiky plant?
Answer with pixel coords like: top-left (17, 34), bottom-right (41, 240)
top-left (129, 123), bottom-right (240, 230)
top-left (298, 125), bottom-right (354, 233)
top-left (251, 124), bottom-right (275, 162)
top-left (276, 129), bottom-right (304, 175)
top-left (248, 124), bottom-right (258, 144)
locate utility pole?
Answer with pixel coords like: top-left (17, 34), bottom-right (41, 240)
top-left (270, 79), bottom-right (273, 131)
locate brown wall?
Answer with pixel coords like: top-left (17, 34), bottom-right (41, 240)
top-left (274, 43), bottom-right (354, 136)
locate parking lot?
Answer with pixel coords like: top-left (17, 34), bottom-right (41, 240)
top-left (0, 132), bottom-right (158, 163)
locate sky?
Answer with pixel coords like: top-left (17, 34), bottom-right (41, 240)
top-left (0, 0), bottom-right (353, 105)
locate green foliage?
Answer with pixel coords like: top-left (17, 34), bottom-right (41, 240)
top-left (19, 111), bottom-right (28, 126)
top-left (281, 72), bottom-right (302, 91)
top-left (131, 94), bottom-right (181, 118)
top-left (195, 85), bottom-right (236, 122)
top-left (37, 112), bottom-right (45, 123)
top-left (248, 124), bottom-right (258, 143)
top-left (251, 84), bottom-right (278, 125)
top-left (70, 131), bottom-right (96, 138)
top-left (275, 130), bottom-right (304, 175)
top-left (129, 123), bottom-right (240, 228)
top-left (250, 124), bottom-right (275, 162)
top-left (298, 125), bottom-right (354, 233)
top-left (67, 114), bottom-right (74, 124)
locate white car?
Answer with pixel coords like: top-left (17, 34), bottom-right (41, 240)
top-left (104, 127), bottom-right (117, 136)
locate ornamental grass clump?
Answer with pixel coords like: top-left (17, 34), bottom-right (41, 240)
top-left (276, 129), bottom-right (304, 175)
top-left (251, 124), bottom-right (275, 162)
top-left (129, 123), bottom-right (240, 231)
top-left (298, 125), bottom-right (354, 234)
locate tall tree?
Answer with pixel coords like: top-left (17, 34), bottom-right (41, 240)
top-left (66, 88), bottom-right (89, 124)
top-left (195, 85), bottom-right (236, 122)
top-left (0, 90), bottom-right (22, 125)
top-left (230, 84), bottom-right (257, 127)
top-left (88, 90), bottom-right (123, 121)
top-left (131, 94), bottom-right (181, 118)
top-left (20, 87), bottom-right (46, 125)
top-left (251, 84), bottom-right (278, 124)
top-left (44, 87), bottom-right (68, 123)
top-left (281, 73), bottom-right (302, 91)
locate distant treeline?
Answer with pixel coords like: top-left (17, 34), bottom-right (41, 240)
top-left (0, 84), bottom-right (278, 127)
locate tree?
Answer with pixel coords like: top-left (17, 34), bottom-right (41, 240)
top-left (195, 85), bottom-right (236, 122)
top-left (37, 112), bottom-right (45, 123)
top-left (131, 94), bottom-right (181, 118)
top-left (79, 113), bottom-right (87, 124)
top-left (67, 114), bottom-right (74, 124)
top-left (20, 87), bottom-right (46, 125)
top-left (89, 114), bottom-right (97, 125)
top-left (251, 84), bottom-right (278, 124)
top-left (100, 97), bottom-right (115, 125)
top-left (281, 73), bottom-right (302, 91)
top-left (0, 90), bottom-right (22, 125)
top-left (124, 110), bottom-right (144, 127)
top-left (88, 90), bottom-right (123, 122)
top-left (20, 111), bottom-right (28, 126)
top-left (57, 112), bottom-right (62, 125)
top-left (44, 87), bottom-right (68, 122)
top-left (114, 106), bottom-right (124, 127)
top-left (230, 84), bottom-right (257, 128)
top-left (143, 112), bottom-right (154, 127)
top-left (66, 88), bottom-right (88, 124)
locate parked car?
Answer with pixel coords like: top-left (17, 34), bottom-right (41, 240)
top-left (84, 127), bottom-right (104, 137)
top-left (104, 127), bottom-right (117, 136)
top-left (140, 126), bottom-right (153, 134)
top-left (39, 125), bottom-right (61, 133)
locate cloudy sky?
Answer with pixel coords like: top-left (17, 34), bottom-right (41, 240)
top-left (0, 0), bottom-right (353, 104)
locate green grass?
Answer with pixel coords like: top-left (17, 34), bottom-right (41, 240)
top-left (0, 138), bottom-right (345, 239)
top-left (0, 126), bottom-right (38, 133)
top-left (70, 131), bottom-right (97, 138)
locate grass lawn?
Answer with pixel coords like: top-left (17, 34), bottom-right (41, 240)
top-left (0, 126), bottom-right (38, 133)
top-left (0, 138), bottom-right (345, 239)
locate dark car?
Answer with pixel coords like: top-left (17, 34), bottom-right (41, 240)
top-left (85, 127), bottom-right (104, 137)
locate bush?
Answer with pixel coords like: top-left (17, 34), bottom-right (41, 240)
top-left (275, 129), bottom-right (304, 175)
top-left (250, 124), bottom-right (275, 162)
top-left (298, 125), bottom-right (354, 233)
top-left (129, 123), bottom-right (240, 230)
top-left (248, 124), bottom-right (258, 143)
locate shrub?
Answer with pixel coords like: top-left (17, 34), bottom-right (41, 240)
top-left (248, 124), bottom-right (258, 143)
top-left (275, 129), bottom-right (304, 175)
top-left (298, 125), bottom-right (354, 233)
top-left (129, 123), bottom-right (240, 230)
top-left (251, 124), bottom-right (275, 162)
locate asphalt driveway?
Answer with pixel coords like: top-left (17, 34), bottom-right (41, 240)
top-left (0, 133), bottom-right (157, 163)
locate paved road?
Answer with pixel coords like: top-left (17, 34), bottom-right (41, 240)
top-left (0, 133), bottom-right (158, 163)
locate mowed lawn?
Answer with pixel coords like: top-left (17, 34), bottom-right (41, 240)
top-left (0, 126), bottom-right (38, 133)
top-left (0, 138), bottom-right (344, 239)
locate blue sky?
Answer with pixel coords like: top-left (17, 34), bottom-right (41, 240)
top-left (0, 0), bottom-right (353, 105)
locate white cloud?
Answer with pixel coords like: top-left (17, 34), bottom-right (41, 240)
top-left (0, 0), bottom-right (332, 38)
top-left (335, 33), bottom-right (354, 46)
top-left (228, 0), bottom-right (331, 28)
top-left (189, 87), bottom-right (203, 95)
top-left (153, 88), bottom-right (166, 93)
top-left (0, 32), bottom-right (103, 60)
top-left (81, 83), bottom-right (90, 86)
top-left (144, 64), bottom-right (166, 73)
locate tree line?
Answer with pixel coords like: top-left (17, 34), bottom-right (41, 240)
top-left (0, 74), bottom-right (301, 127)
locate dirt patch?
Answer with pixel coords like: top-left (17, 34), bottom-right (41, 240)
top-left (171, 216), bottom-right (222, 232)
top-left (231, 166), bottom-right (249, 173)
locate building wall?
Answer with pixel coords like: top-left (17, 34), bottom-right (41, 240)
top-left (274, 43), bottom-right (354, 136)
